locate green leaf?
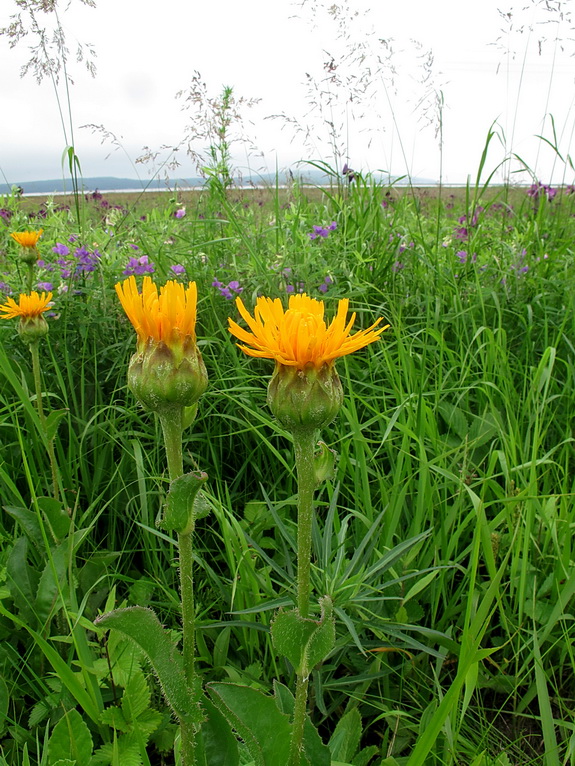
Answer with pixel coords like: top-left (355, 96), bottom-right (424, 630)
top-left (95, 606), bottom-right (200, 724)
top-left (37, 496), bottom-right (71, 541)
top-left (6, 537), bottom-right (39, 623)
top-left (35, 543), bottom-right (69, 625)
top-left (3, 507), bottom-right (43, 550)
top-left (352, 745), bottom-right (380, 766)
top-left (208, 682), bottom-right (292, 766)
top-left (121, 670), bottom-right (151, 722)
top-left (45, 408), bottom-right (69, 442)
top-left (100, 706), bottom-right (130, 733)
top-left (47, 709), bottom-right (93, 765)
top-left (159, 471), bottom-right (208, 533)
top-left (196, 697), bottom-right (240, 766)
top-left (328, 708), bottom-right (362, 762)
top-left (271, 596), bottom-right (335, 677)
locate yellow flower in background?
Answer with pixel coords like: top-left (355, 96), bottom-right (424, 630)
top-left (0, 290), bottom-right (52, 343)
top-left (228, 293), bottom-right (389, 370)
top-left (115, 275), bottom-right (207, 412)
top-left (11, 230), bottom-right (43, 248)
top-left (115, 275), bottom-right (199, 352)
top-left (0, 290), bottom-right (52, 320)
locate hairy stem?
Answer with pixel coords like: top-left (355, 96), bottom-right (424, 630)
top-left (159, 406), bottom-right (198, 766)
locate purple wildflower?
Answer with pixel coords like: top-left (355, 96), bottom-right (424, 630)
top-left (527, 181), bottom-right (556, 202)
top-left (392, 261), bottom-right (405, 273)
top-left (219, 287), bottom-right (233, 300)
top-left (123, 254), bottom-right (155, 277)
top-left (0, 281), bottom-right (12, 294)
top-left (171, 264), bottom-right (186, 276)
top-left (75, 246), bottom-right (100, 274)
top-left (342, 163), bottom-right (356, 183)
top-left (212, 278), bottom-right (224, 289)
top-left (0, 209), bottom-right (12, 221)
top-left (52, 243), bottom-right (70, 257)
top-left (36, 281), bottom-right (53, 291)
top-left (227, 280), bottom-right (243, 295)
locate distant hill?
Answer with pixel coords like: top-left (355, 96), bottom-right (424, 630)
top-left (0, 170), bottom-right (438, 196)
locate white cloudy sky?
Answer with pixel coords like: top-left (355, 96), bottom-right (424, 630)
top-left (1, 0), bottom-right (575, 185)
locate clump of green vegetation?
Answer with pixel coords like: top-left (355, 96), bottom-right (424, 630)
top-left (0, 164), bottom-right (574, 765)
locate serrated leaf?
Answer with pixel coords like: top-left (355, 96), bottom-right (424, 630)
top-left (121, 670), bottom-right (150, 722)
top-left (133, 708), bottom-right (163, 739)
top-left (47, 709), bottom-right (93, 765)
top-left (95, 606), bottom-right (200, 724)
top-left (28, 699), bottom-right (51, 728)
top-left (106, 635), bottom-right (144, 687)
top-left (37, 496), bottom-right (71, 541)
top-left (208, 682), bottom-right (292, 766)
top-left (100, 706), bottom-right (130, 732)
top-left (271, 596), bottom-right (335, 677)
top-left (91, 739), bottom-right (141, 766)
top-left (436, 401), bottom-right (468, 440)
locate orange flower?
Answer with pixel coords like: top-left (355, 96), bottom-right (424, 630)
top-left (0, 290), bottom-right (52, 320)
top-left (11, 230), bottom-right (43, 248)
top-left (228, 293), bottom-right (388, 369)
top-left (115, 276), bottom-right (207, 411)
top-left (115, 275), bottom-right (198, 352)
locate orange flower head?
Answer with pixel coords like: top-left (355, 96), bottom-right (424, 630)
top-left (228, 293), bottom-right (389, 370)
top-left (11, 230), bottom-right (43, 248)
top-left (115, 275), bottom-right (207, 411)
top-left (0, 290), bottom-right (52, 343)
top-left (0, 290), bottom-right (52, 320)
top-left (228, 294), bottom-right (389, 431)
top-left (116, 275), bottom-right (199, 353)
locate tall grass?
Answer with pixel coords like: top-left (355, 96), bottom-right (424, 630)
top-left (0, 160), bottom-right (574, 764)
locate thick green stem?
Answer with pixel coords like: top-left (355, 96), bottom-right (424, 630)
top-left (159, 407), bottom-right (184, 481)
top-left (159, 406), bottom-right (197, 766)
top-left (293, 429), bottom-right (317, 618)
top-left (30, 341), bottom-right (59, 501)
top-left (288, 676), bottom-right (309, 766)
top-left (288, 429), bottom-right (317, 766)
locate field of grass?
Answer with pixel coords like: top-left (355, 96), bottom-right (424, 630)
top-left (1, 168), bottom-right (575, 766)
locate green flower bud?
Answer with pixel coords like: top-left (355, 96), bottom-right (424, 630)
top-left (128, 336), bottom-right (208, 413)
top-left (18, 314), bottom-right (49, 344)
top-left (267, 363), bottom-right (344, 433)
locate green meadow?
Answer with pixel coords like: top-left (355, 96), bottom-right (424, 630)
top-left (1, 164), bottom-right (575, 766)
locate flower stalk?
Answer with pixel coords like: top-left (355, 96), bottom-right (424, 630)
top-left (159, 406), bottom-right (199, 766)
top-left (115, 275), bottom-right (208, 766)
top-left (228, 292), bottom-right (389, 766)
